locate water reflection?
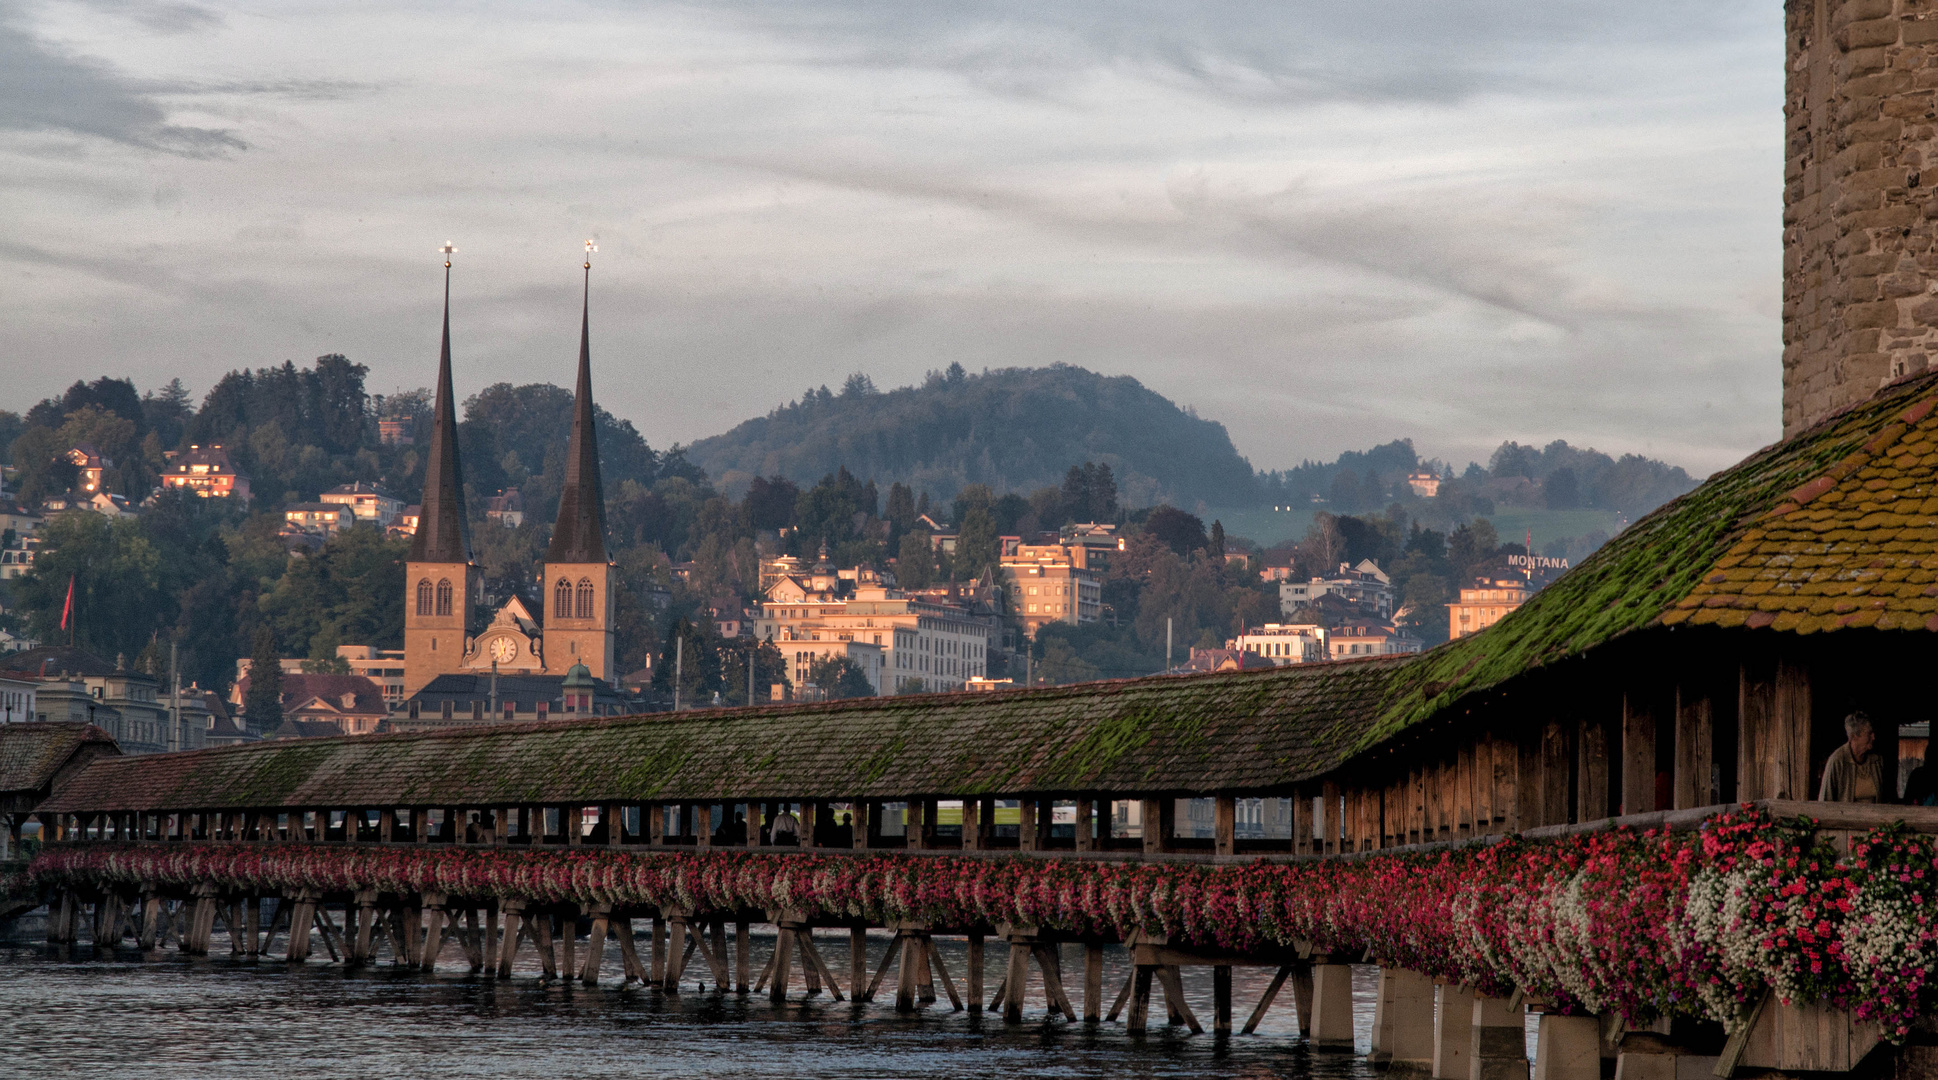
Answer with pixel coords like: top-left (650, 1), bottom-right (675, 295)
top-left (0, 925), bottom-right (1406, 1080)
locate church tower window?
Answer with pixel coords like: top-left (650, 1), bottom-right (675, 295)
top-left (576, 578), bottom-right (594, 619)
top-left (436, 579), bottom-right (453, 617)
top-left (416, 579), bottom-right (433, 616)
top-left (555, 577), bottom-right (573, 619)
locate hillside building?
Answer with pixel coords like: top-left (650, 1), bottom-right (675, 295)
top-left (1232, 623), bottom-right (1328, 665)
top-left (1000, 535), bottom-right (1103, 638)
top-left (1447, 578), bottom-right (1531, 640)
top-left (757, 555), bottom-right (996, 694)
top-left (161, 445), bottom-right (250, 501)
top-left (1278, 560), bottom-right (1394, 620)
top-left (321, 481), bottom-right (404, 527)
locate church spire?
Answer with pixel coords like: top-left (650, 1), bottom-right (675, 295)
top-left (546, 241), bottom-right (609, 565)
top-left (408, 243), bottom-right (474, 565)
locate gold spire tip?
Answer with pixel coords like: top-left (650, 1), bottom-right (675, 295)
top-left (583, 239), bottom-right (596, 269)
top-left (440, 241), bottom-right (456, 269)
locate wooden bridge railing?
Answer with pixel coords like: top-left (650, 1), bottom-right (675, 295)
top-left (39, 796), bottom-right (1938, 861)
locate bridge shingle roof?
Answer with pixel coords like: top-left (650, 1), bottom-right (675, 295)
top-left (36, 657), bottom-right (1408, 811)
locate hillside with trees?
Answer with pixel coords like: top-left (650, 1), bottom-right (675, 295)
top-left (685, 363), bottom-right (1259, 509)
top-left (0, 357), bottom-right (1707, 701)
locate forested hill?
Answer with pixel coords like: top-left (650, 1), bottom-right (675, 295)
top-left (685, 364), bottom-right (1258, 508)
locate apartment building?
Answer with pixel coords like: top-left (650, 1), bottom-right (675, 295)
top-left (1278, 559), bottom-right (1395, 620)
top-left (1233, 623), bottom-right (1328, 665)
top-left (1327, 620), bottom-right (1424, 659)
top-left (758, 565), bottom-right (996, 693)
top-left (1448, 578), bottom-right (1532, 640)
top-left (1000, 535), bottom-right (1103, 638)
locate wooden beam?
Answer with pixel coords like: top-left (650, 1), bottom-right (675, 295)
top-left (1774, 659), bottom-right (1813, 801)
top-left (1541, 719), bottom-right (1571, 826)
top-left (1242, 964), bottom-right (1295, 1035)
top-left (1075, 797), bottom-right (1097, 853)
top-left (1674, 681), bottom-right (1716, 810)
top-left (1622, 689), bottom-right (1659, 815)
top-left (1213, 796), bottom-right (1236, 856)
top-left (1578, 714), bottom-right (1610, 823)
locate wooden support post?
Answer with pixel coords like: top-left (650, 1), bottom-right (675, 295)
top-left (1213, 965), bottom-right (1233, 1034)
top-left (286, 892), bottom-right (316, 963)
top-left (961, 799), bottom-right (982, 851)
top-left (1126, 965), bottom-right (1155, 1033)
top-left (244, 896), bottom-right (261, 957)
top-left (1033, 944), bottom-right (1077, 1021)
top-left (1774, 659), bottom-right (1812, 801)
top-left (650, 916), bottom-right (666, 983)
top-left (418, 894), bottom-right (446, 972)
top-left (1154, 965), bottom-right (1202, 1034)
top-left (1214, 796), bottom-right (1236, 857)
top-left (1140, 798), bottom-right (1165, 856)
top-left (707, 919), bottom-right (732, 990)
top-left (967, 932), bottom-right (985, 1012)
top-left (1074, 797), bottom-right (1097, 852)
top-left (1002, 936), bottom-right (1030, 1022)
top-left (664, 913), bottom-right (692, 991)
top-left (535, 910), bottom-right (559, 981)
top-left (1083, 942), bottom-right (1103, 1022)
top-left (737, 920), bottom-right (751, 992)
top-left (1017, 800), bottom-right (1038, 853)
top-left (139, 892), bottom-right (163, 950)
top-left (923, 937), bottom-right (960, 1010)
top-left (768, 926), bottom-right (794, 1002)
top-left (581, 904), bottom-right (610, 985)
top-left (851, 800), bottom-right (870, 850)
top-left (1243, 964), bottom-right (1296, 1035)
top-left (895, 932), bottom-right (920, 1011)
top-left (616, 918), bottom-right (645, 984)
top-left (497, 901), bottom-right (523, 977)
top-left (567, 805), bottom-right (583, 846)
top-left (851, 927), bottom-right (868, 1000)
top-left (904, 799), bottom-right (924, 850)
top-left (561, 905), bottom-right (578, 978)
top-left (354, 893), bottom-right (378, 968)
top-left (1578, 715), bottom-right (1610, 823)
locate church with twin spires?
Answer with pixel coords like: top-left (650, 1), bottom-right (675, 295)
top-left (400, 253), bottom-right (625, 724)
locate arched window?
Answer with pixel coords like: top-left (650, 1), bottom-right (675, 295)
top-left (575, 578), bottom-right (594, 619)
top-left (415, 579), bottom-right (433, 616)
top-left (554, 577), bottom-right (573, 619)
top-left (435, 578), bottom-right (453, 617)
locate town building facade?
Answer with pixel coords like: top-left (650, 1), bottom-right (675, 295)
top-left (321, 481), bottom-right (404, 527)
top-left (1447, 578), bottom-right (1531, 640)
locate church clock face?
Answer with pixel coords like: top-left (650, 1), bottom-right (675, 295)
top-left (489, 637), bottom-right (518, 664)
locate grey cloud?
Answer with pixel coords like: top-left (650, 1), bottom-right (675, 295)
top-left (0, 5), bottom-right (242, 154)
top-left (690, 0), bottom-right (1768, 104)
top-left (73, 0), bottom-right (220, 35)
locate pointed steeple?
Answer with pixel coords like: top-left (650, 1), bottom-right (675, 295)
top-left (545, 245), bottom-right (609, 565)
top-left (408, 246), bottom-right (474, 565)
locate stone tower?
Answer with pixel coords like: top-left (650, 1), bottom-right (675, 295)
top-left (1784, 1), bottom-right (1938, 436)
top-left (541, 260), bottom-right (616, 681)
top-left (402, 260), bottom-right (480, 697)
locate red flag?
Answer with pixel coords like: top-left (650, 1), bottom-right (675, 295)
top-left (60, 574), bottom-right (74, 631)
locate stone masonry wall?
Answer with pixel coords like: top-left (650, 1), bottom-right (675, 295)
top-left (1786, 0), bottom-right (1938, 436)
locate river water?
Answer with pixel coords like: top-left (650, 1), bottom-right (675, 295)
top-left (0, 919), bottom-right (1488, 1080)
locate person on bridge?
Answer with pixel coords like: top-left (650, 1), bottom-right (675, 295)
top-left (1820, 712), bottom-right (1886, 803)
top-left (769, 806), bottom-right (801, 846)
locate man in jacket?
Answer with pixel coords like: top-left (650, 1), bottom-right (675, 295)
top-left (1819, 711), bottom-right (1886, 803)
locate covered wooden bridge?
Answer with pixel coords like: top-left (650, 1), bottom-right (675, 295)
top-left (23, 373), bottom-right (1938, 1076)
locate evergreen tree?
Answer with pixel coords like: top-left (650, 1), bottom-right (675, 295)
top-left (1209, 519), bottom-right (1226, 560)
top-left (896, 530), bottom-right (935, 589)
top-left (245, 626), bottom-right (284, 734)
top-left (952, 505), bottom-right (1000, 581)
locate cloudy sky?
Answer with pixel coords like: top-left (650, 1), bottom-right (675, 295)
top-left (0, 1), bottom-right (1780, 476)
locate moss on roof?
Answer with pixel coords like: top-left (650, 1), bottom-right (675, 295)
top-left (39, 657), bottom-right (1409, 811)
top-left (1353, 369), bottom-right (1938, 751)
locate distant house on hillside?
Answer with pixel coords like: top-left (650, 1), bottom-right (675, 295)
top-left (321, 481), bottom-right (403, 527)
top-left (232, 672), bottom-right (390, 736)
top-left (161, 445), bottom-right (251, 502)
